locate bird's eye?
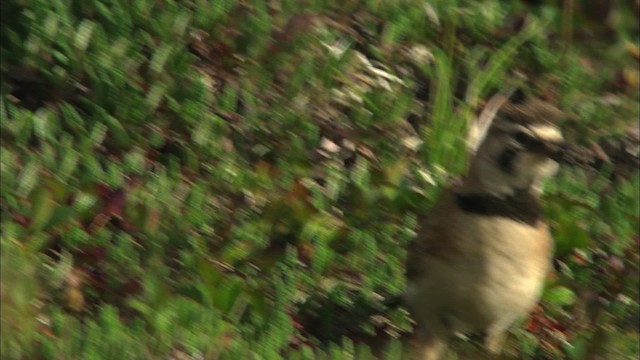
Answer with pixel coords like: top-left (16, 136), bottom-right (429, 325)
top-left (514, 131), bottom-right (537, 146)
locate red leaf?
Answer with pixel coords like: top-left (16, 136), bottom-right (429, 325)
top-left (75, 245), bottom-right (107, 263)
top-left (12, 213), bottom-right (31, 227)
top-left (102, 188), bottom-right (126, 218)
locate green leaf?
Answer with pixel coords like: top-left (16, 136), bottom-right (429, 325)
top-left (29, 187), bottom-right (56, 232)
top-left (45, 206), bottom-right (75, 231)
top-left (74, 20), bottom-right (96, 52)
top-left (554, 221), bottom-right (591, 257)
top-left (16, 161), bottom-right (40, 197)
top-left (58, 148), bottom-right (80, 182)
top-left (150, 45), bottom-right (173, 73)
top-left (564, 333), bottom-right (591, 359)
top-left (88, 122), bottom-right (108, 147)
top-left (383, 339), bottom-right (403, 360)
top-left (33, 109), bottom-right (53, 141)
top-left (542, 286), bottom-right (577, 307)
top-left (100, 111), bottom-right (131, 148)
top-left (145, 82), bottom-right (168, 111)
top-left (216, 277), bottom-right (244, 314)
top-left (59, 103), bottom-right (87, 135)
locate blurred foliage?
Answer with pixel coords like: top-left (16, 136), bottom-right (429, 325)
top-left (1, 0), bottom-right (638, 359)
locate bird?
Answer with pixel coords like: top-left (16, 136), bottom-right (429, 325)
top-left (404, 89), bottom-right (591, 359)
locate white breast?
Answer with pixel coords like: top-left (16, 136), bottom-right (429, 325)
top-left (463, 215), bottom-right (553, 319)
top-left (407, 213), bottom-right (553, 334)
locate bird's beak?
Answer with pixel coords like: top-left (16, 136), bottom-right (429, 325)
top-left (534, 139), bottom-right (602, 168)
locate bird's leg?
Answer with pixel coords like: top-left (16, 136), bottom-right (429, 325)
top-left (484, 327), bottom-right (507, 356)
top-left (416, 331), bottom-right (447, 360)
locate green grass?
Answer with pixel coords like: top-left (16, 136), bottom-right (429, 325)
top-left (1, 0), bottom-right (639, 359)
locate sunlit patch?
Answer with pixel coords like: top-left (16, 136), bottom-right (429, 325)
top-left (529, 125), bottom-right (563, 142)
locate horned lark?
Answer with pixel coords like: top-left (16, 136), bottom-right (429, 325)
top-left (405, 90), bottom-right (594, 359)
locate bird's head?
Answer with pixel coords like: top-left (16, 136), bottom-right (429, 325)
top-left (469, 90), bottom-right (582, 196)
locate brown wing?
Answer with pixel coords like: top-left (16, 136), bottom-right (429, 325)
top-left (405, 193), bottom-right (461, 280)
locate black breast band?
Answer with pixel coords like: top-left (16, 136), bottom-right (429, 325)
top-left (455, 191), bottom-right (543, 226)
